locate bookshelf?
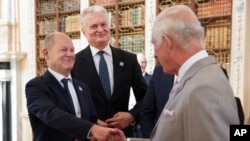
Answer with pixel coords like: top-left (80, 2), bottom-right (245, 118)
top-left (35, 0), bottom-right (232, 76)
top-left (156, 0), bottom-right (232, 77)
top-left (35, 0), bottom-right (81, 76)
top-left (89, 0), bottom-right (145, 53)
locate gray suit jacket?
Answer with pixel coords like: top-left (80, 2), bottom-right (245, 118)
top-left (151, 56), bottom-right (239, 141)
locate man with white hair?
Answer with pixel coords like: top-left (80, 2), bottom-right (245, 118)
top-left (150, 5), bottom-right (239, 141)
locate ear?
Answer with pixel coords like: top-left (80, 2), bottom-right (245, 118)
top-left (162, 34), bottom-right (172, 48)
top-left (81, 29), bottom-right (85, 35)
top-left (42, 48), bottom-right (49, 60)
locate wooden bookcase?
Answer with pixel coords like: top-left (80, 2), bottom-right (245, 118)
top-left (156, 0), bottom-right (232, 76)
top-left (89, 0), bottom-right (145, 53)
top-left (35, 0), bottom-right (232, 77)
top-left (35, 0), bottom-right (81, 76)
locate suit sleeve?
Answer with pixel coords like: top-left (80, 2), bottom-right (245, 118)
top-left (129, 54), bottom-right (147, 121)
top-left (235, 97), bottom-right (244, 124)
top-left (140, 72), bottom-right (157, 138)
top-left (25, 78), bottom-right (95, 140)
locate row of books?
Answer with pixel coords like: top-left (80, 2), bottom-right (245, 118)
top-left (119, 6), bottom-right (145, 26)
top-left (208, 50), bottom-right (230, 76)
top-left (37, 0), bottom-right (79, 14)
top-left (197, 0), bottom-right (232, 18)
top-left (60, 0), bottom-right (80, 11)
top-left (158, 0), bottom-right (191, 11)
top-left (205, 25), bottom-right (231, 49)
top-left (91, 0), bottom-right (115, 5)
top-left (119, 34), bottom-right (145, 53)
top-left (91, 0), bottom-right (143, 5)
top-left (209, 50), bottom-right (230, 68)
top-left (38, 40), bottom-right (44, 58)
top-left (61, 14), bottom-right (80, 32)
top-left (38, 0), bottom-right (56, 14)
top-left (37, 18), bottom-right (57, 34)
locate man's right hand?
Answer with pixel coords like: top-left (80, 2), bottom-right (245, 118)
top-left (97, 119), bottom-right (109, 127)
top-left (90, 124), bottom-right (126, 141)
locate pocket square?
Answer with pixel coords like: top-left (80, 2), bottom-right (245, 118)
top-left (163, 109), bottom-right (175, 116)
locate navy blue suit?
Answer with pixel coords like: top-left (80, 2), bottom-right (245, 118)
top-left (144, 73), bottom-right (152, 85)
top-left (220, 67), bottom-right (245, 124)
top-left (140, 65), bottom-right (175, 138)
top-left (71, 46), bottom-right (147, 137)
top-left (25, 70), bottom-right (97, 141)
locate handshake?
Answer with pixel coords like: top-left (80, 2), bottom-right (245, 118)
top-left (89, 124), bottom-right (126, 141)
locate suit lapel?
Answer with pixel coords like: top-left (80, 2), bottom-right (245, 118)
top-left (72, 80), bottom-right (87, 118)
top-left (110, 47), bottom-right (126, 101)
top-left (44, 71), bottom-right (75, 115)
top-left (152, 56), bottom-right (217, 138)
top-left (78, 47), bottom-right (108, 100)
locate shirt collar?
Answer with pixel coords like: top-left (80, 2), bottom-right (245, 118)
top-left (48, 68), bottom-right (72, 82)
top-left (90, 45), bottom-right (112, 57)
top-left (177, 50), bottom-right (208, 82)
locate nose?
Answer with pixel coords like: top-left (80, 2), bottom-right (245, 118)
top-left (96, 25), bottom-right (104, 32)
top-left (66, 49), bottom-right (74, 56)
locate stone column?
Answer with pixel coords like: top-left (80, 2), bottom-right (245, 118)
top-left (231, 0), bottom-right (250, 124)
top-left (1, 0), bottom-right (11, 20)
top-left (0, 0), bottom-right (27, 141)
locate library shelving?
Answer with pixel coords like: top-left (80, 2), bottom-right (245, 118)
top-left (90, 0), bottom-right (145, 53)
top-left (35, 0), bottom-right (232, 77)
top-left (35, 0), bottom-right (80, 76)
top-left (156, 0), bottom-right (232, 76)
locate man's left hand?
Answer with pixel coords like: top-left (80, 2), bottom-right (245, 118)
top-left (105, 112), bottom-right (134, 129)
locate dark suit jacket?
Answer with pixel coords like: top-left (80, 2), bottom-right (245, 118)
top-left (140, 65), bottom-right (175, 138)
top-left (235, 97), bottom-right (245, 124)
top-left (71, 46), bottom-right (147, 137)
top-left (144, 73), bottom-right (152, 85)
top-left (220, 67), bottom-right (245, 124)
top-left (25, 70), bottom-right (97, 141)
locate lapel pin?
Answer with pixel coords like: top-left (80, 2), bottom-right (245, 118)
top-left (79, 86), bottom-right (82, 92)
top-left (119, 62), bottom-right (124, 67)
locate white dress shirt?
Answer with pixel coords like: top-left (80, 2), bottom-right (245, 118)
top-left (177, 50), bottom-right (208, 82)
top-left (48, 68), bottom-right (81, 118)
top-left (90, 45), bottom-right (114, 95)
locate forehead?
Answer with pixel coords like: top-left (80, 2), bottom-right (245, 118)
top-left (84, 12), bottom-right (108, 24)
top-left (54, 36), bottom-right (73, 46)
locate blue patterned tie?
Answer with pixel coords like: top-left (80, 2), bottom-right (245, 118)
top-left (98, 51), bottom-right (111, 100)
top-left (61, 78), bottom-right (76, 115)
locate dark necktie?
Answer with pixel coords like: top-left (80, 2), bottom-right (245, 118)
top-left (61, 78), bottom-right (76, 115)
top-left (98, 51), bottom-right (111, 100)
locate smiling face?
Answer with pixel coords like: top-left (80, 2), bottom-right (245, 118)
top-left (43, 33), bottom-right (75, 76)
top-left (82, 12), bottom-right (111, 49)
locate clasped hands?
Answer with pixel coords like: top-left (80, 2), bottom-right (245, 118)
top-left (90, 112), bottom-right (134, 141)
top-left (100, 112), bottom-right (135, 129)
top-left (89, 124), bottom-right (126, 141)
